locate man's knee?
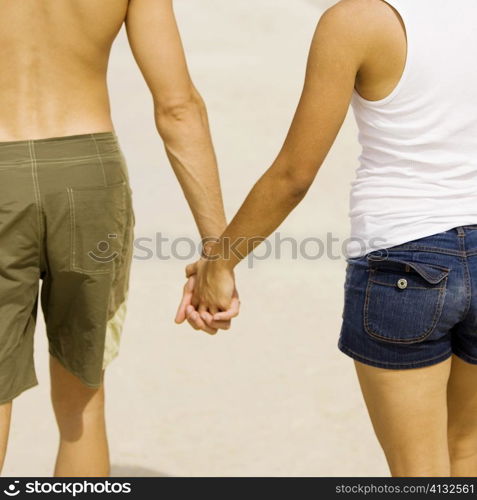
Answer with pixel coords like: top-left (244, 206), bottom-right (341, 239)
top-left (51, 383), bottom-right (105, 422)
top-left (52, 386), bottom-right (105, 442)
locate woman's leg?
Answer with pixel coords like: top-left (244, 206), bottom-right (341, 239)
top-left (50, 356), bottom-right (110, 477)
top-left (0, 402), bottom-right (12, 473)
top-left (355, 359), bottom-right (452, 477)
top-left (447, 355), bottom-right (477, 477)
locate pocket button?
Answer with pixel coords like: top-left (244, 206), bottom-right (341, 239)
top-left (397, 278), bottom-right (408, 290)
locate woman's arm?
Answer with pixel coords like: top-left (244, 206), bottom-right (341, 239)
top-left (210, 5), bottom-right (367, 269)
top-left (179, 1), bottom-right (375, 325)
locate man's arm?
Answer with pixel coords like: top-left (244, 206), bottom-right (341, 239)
top-left (185, 1), bottom-right (372, 317)
top-left (125, 0), bottom-right (226, 240)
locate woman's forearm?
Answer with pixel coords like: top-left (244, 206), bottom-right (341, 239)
top-left (209, 160), bottom-right (311, 269)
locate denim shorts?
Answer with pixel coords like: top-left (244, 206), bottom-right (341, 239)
top-left (338, 225), bottom-right (477, 370)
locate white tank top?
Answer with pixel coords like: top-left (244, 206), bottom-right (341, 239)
top-left (347, 0), bottom-right (477, 257)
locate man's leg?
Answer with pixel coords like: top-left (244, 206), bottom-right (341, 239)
top-left (355, 359), bottom-right (452, 477)
top-left (37, 133), bottom-right (134, 477)
top-left (50, 356), bottom-right (109, 477)
top-left (0, 402), bottom-right (12, 473)
top-left (447, 355), bottom-right (477, 477)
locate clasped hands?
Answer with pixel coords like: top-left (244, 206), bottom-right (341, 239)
top-left (175, 256), bottom-right (240, 334)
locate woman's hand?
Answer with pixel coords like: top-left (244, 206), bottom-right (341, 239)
top-left (175, 258), bottom-right (240, 335)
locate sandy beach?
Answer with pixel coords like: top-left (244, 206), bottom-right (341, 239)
top-left (3, 0), bottom-right (389, 477)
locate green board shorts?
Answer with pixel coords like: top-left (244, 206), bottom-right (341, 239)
top-left (0, 132), bottom-right (135, 404)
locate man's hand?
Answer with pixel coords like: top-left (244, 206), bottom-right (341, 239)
top-left (175, 259), bottom-right (240, 334)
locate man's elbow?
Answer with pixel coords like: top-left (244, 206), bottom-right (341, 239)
top-left (154, 91), bottom-right (206, 124)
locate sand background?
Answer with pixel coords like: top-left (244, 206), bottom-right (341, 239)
top-left (4, 0), bottom-right (388, 477)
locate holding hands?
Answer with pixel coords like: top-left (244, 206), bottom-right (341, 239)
top-left (175, 255), bottom-right (240, 334)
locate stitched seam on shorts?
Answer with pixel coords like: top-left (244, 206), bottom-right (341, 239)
top-left (110, 185), bottom-right (128, 287)
top-left (67, 187), bottom-right (76, 272)
top-left (340, 344), bottom-right (453, 366)
top-left (383, 245), bottom-right (464, 257)
top-left (461, 255), bottom-right (472, 321)
top-left (368, 279), bottom-right (445, 290)
top-left (67, 185), bottom-right (123, 276)
top-left (368, 260), bottom-right (449, 283)
top-left (28, 140), bottom-right (43, 266)
top-left (344, 261), bottom-right (356, 289)
top-left (25, 134), bottom-right (114, 145)
top-left (33, 152), bottom-right (122, 165)
top-left (71, 266), bottom-right (111, 275)
top-left (68, 181), bottom-right (126, 193)
top-left (363, 269), bottom-right (447, 344)
top-left (91, 133), bottom-right (107, 186)
top-left (0, 163), bottom-right (32, 168)
top-left (118, 185), bottom-right (130, 278)
top-left (453, 347), bottom-right (477, 362)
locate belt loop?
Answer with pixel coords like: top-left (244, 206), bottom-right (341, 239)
top-left (456, 226), bottom-right (466, 237)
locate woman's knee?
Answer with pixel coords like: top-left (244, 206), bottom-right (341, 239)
top-left (383, 443), bottom-right (450, 477)
top-left (448, 427), bottom-right (477, 462)
top-left (388, 461), bottom-right (450, 477)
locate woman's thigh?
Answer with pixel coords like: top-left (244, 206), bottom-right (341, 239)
top-left (355, 358), bottom-right (452, 477)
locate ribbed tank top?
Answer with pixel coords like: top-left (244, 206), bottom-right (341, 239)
top-left (347, 0), bottom-right (477, 257)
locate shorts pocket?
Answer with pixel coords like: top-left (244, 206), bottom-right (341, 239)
top-left (363, 256), bottom-right (449, 344)
top-left (67, 181), bottom-right (130, 275)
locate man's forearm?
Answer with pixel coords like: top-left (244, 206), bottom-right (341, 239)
top-left (155, 92), bottom-right (227, 240)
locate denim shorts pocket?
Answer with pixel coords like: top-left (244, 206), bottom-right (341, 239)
top-left (363, 256), bottom-right (449, 344)
top-left (67, 181), bottom-right (129, 275)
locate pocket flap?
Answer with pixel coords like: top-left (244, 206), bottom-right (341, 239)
top-left (367, 255), bottom-right (449, 285)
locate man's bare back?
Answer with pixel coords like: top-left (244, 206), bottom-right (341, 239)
top-left (0, 0), bottom-right (129, 140)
